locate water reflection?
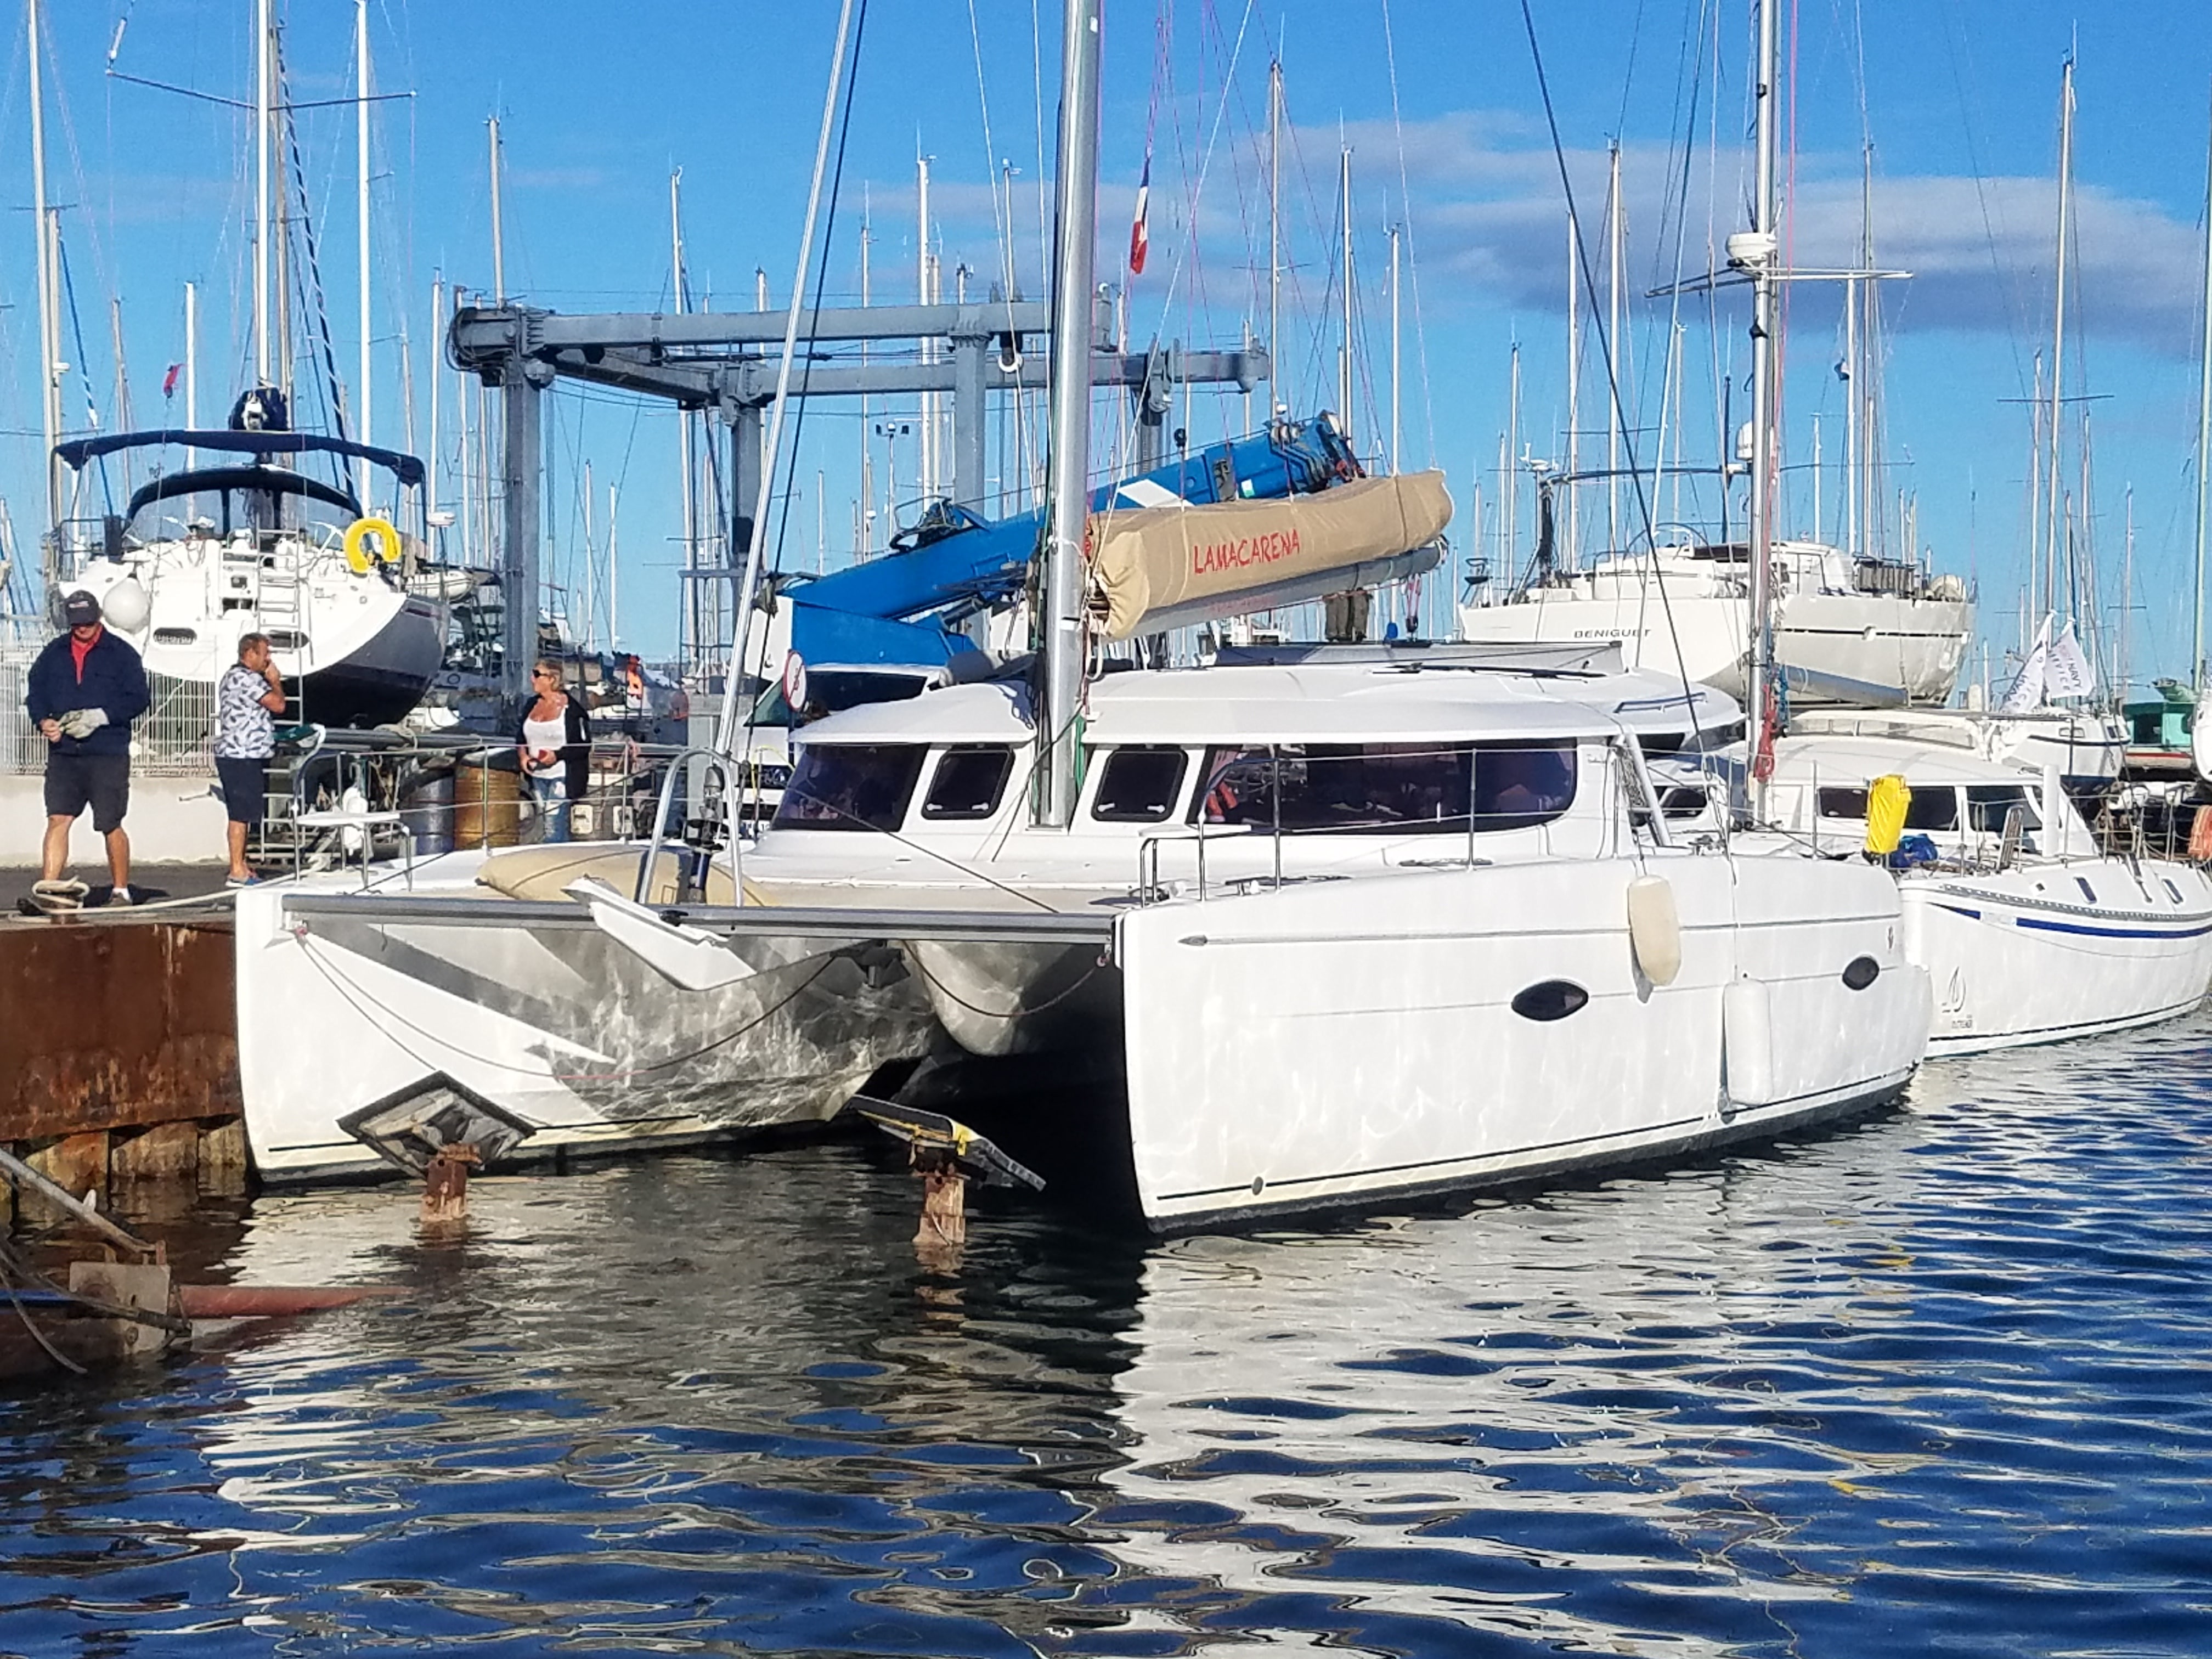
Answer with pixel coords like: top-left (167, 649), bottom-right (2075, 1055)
top-left (2, 1016), bottom-right (2209, 1656)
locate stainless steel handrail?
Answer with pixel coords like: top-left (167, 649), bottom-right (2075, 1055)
top-left (634, 745), bottom-right (736, 905)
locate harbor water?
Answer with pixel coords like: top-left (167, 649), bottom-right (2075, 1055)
top-left (4, 1017), bottom-right (2209, 1656)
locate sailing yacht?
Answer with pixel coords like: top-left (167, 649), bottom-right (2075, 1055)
top-left (1765, 733), bottom-right (2212, 1053)
top-left (35, 5), bottom-right (447, 730)
top-left (1458, 475), bottom-right (1972, 707)
top-left (50, 400), bottom-right (445, 729)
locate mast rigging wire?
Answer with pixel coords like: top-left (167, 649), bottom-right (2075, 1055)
top-left (1516, 0), bottom-right (1705, 764)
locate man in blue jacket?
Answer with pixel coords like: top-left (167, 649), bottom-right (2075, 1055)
top-left (25, 589), bottom-right (151, 906)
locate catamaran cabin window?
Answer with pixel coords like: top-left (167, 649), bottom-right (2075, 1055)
top-left (921, 746), bottom-right (1016, 820)
top-left (1090, 746), bottom-right (1189, 822)
top-left (773, 743), bottom-right (927, 831)
top-left (1190, 741), bottom-right (1576, 834)
top-left (1965, 785), bottom-right (2040, 833)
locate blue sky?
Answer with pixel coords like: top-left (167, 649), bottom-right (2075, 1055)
top-left (4, 1), bottom-right (2211, 693)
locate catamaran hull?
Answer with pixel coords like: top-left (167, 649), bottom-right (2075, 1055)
top-left (1905, 867), bottom-right (2212, 1056)
top-left (1115, 854), bottom-right (1929, 1229)
top-left (1457, 591), bottom-right (1971, 707)
top-left (234, 885), bottom-right (938, 1184)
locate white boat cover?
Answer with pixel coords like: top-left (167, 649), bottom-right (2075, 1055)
top-left (1086, 470), bottom-right (1452, 641)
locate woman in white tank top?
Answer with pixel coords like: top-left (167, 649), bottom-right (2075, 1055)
top-left (515, 659), bottom-right (588, 843)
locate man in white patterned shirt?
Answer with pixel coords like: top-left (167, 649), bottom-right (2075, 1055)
top-left (214, 633), bottom-right (286, 885)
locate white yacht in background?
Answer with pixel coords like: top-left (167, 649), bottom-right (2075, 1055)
top-left (1767, 733), bottom-right (2212, 1054)
top-left (53, 406), bottom-right (447, 728)
top-left (1458, 485), bottom-right (1972, 708)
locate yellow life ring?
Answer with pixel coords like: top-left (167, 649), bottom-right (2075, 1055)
top-left (342, 516), bottom-right (401, 575)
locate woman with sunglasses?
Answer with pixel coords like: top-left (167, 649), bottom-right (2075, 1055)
top-left (515, 659), bottom-right (592, 843)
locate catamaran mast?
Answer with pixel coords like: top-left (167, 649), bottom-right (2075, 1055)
top-left (1036, 0), bottom-right (1102, 827)
top-left (1741, 0), bottom-right (1781, 812)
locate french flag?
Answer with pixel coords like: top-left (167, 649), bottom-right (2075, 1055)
top-left (1128, 151), bottom-right (1151, 276)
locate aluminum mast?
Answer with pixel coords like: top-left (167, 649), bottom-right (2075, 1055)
top-left (1036, 0), bottom-right (1102, 827)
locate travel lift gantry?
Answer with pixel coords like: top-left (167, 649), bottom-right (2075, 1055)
top-left (448, 294), bottom-right (1270, 701)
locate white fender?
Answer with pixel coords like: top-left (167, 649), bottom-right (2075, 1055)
top-left (1723, 977), bottom-right (1776, 1106)
top-left (564, 876), bottom-right (758, 992)
top-left (1626, 874), bottom-right (1682, 987)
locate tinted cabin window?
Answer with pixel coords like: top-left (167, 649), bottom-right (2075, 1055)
top-left (1474, 742), bottom-right (1578, 830)
top-left (772, 744), bottom-right (927, 831)
top-left (921, 746), bottom-right (1015, 820)
top-left (1965, 786), bottom-right (2039, 833)
top-left (1091, 746), bottom-right (1189, 822)
top-left (1818, 787), bottom-right (1869, 820)
top-left (1905, 788), bottom-right (1960, 831)
top-left (1190, 741), bottom-right (1576, 834)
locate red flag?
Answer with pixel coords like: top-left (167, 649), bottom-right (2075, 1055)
top-left (161, 363), bottom-right (182, 399)
top-left (1127, 151), bottom-right (1151, 276)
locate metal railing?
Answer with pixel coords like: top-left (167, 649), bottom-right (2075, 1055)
top-left (633, 746), bottom-right (736, 905)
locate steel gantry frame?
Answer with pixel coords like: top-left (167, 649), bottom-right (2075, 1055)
top-left (448, 297), bottom-right (1268, 698)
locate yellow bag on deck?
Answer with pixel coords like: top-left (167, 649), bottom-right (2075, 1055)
top-left (1865, 774), bottom-right (1910, 856)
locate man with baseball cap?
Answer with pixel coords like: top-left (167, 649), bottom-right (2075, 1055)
top-left (24, 589), bottom-right (150, 907)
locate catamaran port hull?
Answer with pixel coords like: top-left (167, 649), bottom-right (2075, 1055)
top-left (235, 887), bottom-right (939, 1184)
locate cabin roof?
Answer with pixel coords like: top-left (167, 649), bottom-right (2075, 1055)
top-left (1770, 734), bottom-right (2042, 789)
top-left (792, 659), bottom-right (1742, 748)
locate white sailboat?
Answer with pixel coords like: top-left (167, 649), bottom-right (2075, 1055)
top-left (43, 1), bottom-right (445, 729)
top-left (1765, 734), bottom-right (2212, 1054)
top-left (1457, 21), bottom-right (1972, 711)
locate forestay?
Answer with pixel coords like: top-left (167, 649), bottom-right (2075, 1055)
top-left (1088, 471), bottom-right (1452, 640)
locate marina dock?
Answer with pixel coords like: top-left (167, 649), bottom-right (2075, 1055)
top-left (0, 874), bottom-right (247, 1225)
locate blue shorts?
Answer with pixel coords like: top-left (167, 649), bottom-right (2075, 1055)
top-left (215, 755), bottom-right (270, 826)
top-left (45, 752), bottom-right (130, 833)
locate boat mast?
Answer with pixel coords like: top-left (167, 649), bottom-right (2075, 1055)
top-left (671, 168), bottom-right (699, 674)
top-left (356, 0), bottom-right (372, 496)
top-left (28, 0), bottom-right (62, 557)
top-left (1565, 212), bottom-right (1578, 569)
top-left (184, 280), bottom-right (198, 467)
top-left (1337, 145), bottom-right (1354, 441)
top-left (1267, 58), bottom-right (1282, 417)
top-left (489, 117), bottom-right (506, 305)
top-left (255, 0), bottom-right (272, 386)
top-left (1606, 140), bottom-right (1622, 552)
top-left (1742, 0), bottom-right (1781, 811)
top-left (1389, 222), bottom-right (1402, 472)
top-left (1036, 0), bottom-right (1102, 828)
top-left (2046, 59), bottom-right (2074, 628)
top-left (1857, 142), bottom-right (1876, 559)
top-left (918, 149), bottom-right (938, 502)
top-left (2194, 82), bottom-right (2212, 690)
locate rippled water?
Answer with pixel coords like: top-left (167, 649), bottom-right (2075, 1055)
top-left (5, 1016), bottom-right (2211, 1657)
